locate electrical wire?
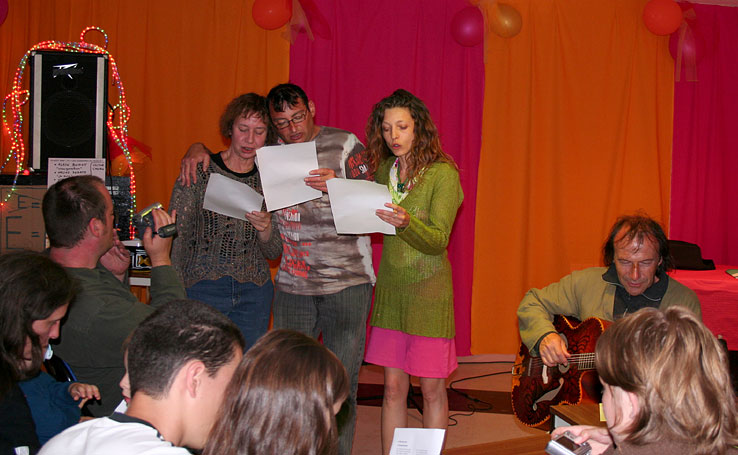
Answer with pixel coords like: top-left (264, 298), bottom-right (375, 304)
top-left (447, 362), bottom-right (515, 426)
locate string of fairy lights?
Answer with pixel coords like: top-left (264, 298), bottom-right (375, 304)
top-left (1, 26), bottom-right (136, 237)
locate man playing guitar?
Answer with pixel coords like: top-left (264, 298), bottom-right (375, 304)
top-left (518, 214), bottom-right (701, 368)
top-left (512, 214), bottom-right (702, 426)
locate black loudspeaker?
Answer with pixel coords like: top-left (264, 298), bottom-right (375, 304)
top-left (29, 51), bottom-right (109, 171)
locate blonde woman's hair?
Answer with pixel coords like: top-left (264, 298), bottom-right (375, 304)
top-left (596, 306), bottom-right (738, 454)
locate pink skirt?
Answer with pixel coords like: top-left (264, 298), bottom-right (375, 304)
top-left (365, 326), bottom-right (458, 378)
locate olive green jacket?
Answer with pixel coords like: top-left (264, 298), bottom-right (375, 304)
top-left (517, 267), bottom-right (701, 354)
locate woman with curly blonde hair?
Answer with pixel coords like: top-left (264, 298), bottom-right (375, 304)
top-left (364, 89), bottom-right (463, 454)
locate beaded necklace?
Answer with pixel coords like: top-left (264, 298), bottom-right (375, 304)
top-left (388, 158), bottom-right (426, 203)
top-left (389, 158), bottom-right (409, 203)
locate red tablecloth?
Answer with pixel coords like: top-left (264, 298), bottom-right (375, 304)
top-left (669, 266), bottom-right (738, 349)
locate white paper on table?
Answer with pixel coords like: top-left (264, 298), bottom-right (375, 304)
top-left (47, 158), bottom-right (106, 187)
top-left (256, 142), bottom-right (322, 211)
top-left (326, 178), bottom-right (396, 235)
top-left (389, 428), bottom-right (446, 455)
top-left (202, 173), bottom-right (264, 220)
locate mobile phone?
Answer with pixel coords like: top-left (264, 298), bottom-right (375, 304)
top-left (545, 431), bottom-right (591, 455)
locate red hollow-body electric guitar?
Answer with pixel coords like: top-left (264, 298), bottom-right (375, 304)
top-left (511, 315), bottom-right (610, 427)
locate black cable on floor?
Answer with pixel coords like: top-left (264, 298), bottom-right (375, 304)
top-left (357, 361), bottom-right (518, 425)
top-left (447, 370), bottom-right (511, 426)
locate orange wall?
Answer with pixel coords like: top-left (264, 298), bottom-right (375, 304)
top-left (471, 0), bottom-right (674, 353)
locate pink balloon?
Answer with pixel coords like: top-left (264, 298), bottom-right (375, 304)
top-left (669, 29), bottom-right (699, 64)
top-left (451, 6), bottom-right (484, 47)
top-left (668, 21), bottom-right (713, 65)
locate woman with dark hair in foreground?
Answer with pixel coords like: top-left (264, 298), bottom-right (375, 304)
top-left (0, 251), bottom-right (98, 453)
top-left (552, 306), bottom-right (738, 454)
top-left (203, 329), bottom-right (349, 455)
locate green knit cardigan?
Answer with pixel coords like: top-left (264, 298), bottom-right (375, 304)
top-left (369, 158), bottom-right (463, 339)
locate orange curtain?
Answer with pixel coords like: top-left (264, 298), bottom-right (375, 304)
top-left (0, 0), bottom-right (289, 208)
top-left (471, 0), bottom-right (674, 353)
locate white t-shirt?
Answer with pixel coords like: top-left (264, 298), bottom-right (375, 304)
top-left (39, 413), bottom-right (191, 455)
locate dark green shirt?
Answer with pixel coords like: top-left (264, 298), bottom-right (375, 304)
top-left (55, 264), bottom-right (185, 416)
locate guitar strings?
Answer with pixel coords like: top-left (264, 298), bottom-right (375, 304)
top-left (524, 353), bottom-right (596, 369)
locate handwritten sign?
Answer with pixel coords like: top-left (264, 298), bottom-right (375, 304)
top-left (47, 158), bottom-right (106, 187)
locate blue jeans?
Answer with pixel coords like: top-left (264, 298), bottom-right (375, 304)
top-left (274, 283), bottom-right (373, 455)
top-left (187, 276), bottom-right (273, 350)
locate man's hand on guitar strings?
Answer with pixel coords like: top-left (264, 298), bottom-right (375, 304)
top-left (539, 333), bottom-right (571, 368)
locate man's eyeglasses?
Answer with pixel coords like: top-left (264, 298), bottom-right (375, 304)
top-left (273, 110), bottom-right (307, 130)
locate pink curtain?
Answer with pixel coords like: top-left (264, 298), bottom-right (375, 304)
top-left (670, 4), bottom-right (738, 266)
top-left (289, 0), bottom-right (484, 354)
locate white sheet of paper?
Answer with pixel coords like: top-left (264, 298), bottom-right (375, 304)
top-left (389, 428), bottom-right (446, 455)
top-left (256, 142), bottom-right (322, 211)
top-left (326, 178), bottom-right (395, 235)
top-left (202, 173), bottom-right (264, 220)
top-left (47, 158), bottom-right (106, 187)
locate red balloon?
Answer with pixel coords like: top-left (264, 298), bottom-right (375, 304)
top-left (643, 0), bottom-right (682, 36)
top-left (451, 6), bottom-right (484, 47)
top-left (252, 0), bottom-right (292, 31)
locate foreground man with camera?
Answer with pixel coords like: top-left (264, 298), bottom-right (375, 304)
top-left (44, 175), bottom-right (186, 416)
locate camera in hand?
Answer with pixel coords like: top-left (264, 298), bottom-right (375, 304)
top-left (133, 203), bottom-right (177, 238)
top-left (545, 431), bottom-right (591, 455)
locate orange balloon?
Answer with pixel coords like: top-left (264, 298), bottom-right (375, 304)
top-left (489, 2), bottom-right (522, 39)
top-left (252, 0), bottom-right (292, 31)
top-left (643, 0), bottom-right (682, 35)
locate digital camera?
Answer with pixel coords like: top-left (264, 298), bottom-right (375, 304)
top-left (133, 202), bottom-right (177, 238)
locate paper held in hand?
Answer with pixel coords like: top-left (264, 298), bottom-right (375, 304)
top-left (256, 142), bottom-right (322, 211)
top-left (326, 178), bottom-right (396, 235)
top-left (203, 173), bottom-right (264, 220)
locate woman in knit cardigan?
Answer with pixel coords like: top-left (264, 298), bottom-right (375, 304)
top-left (364, 89), bottom-right (463, 455)
top-left (169, 93), bottom-right (281, 350)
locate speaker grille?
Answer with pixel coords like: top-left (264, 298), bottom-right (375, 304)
top-left (42, 90), bottom-right (95, 148)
